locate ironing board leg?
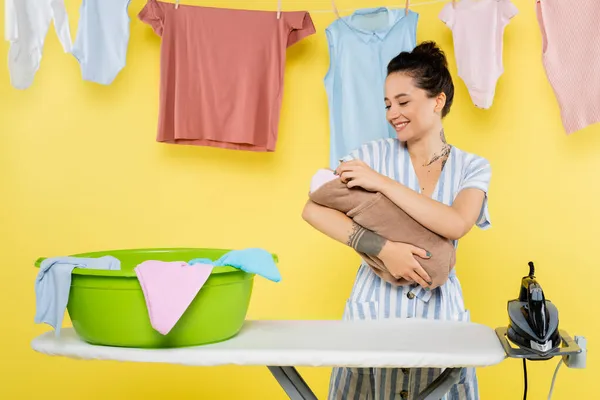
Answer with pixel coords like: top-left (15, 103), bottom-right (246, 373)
top-left (267, 366), bottom-right (318, 400)
top-left (414, 368), bottom-right (462, 400)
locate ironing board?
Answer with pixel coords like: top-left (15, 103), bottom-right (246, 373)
top-left (31, 319), bottom-right (507, 400)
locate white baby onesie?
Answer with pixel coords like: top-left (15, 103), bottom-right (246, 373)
top-left (5, 0), bottom-right (72, 89)
top-left (439, 0), bottom-right (518, 109)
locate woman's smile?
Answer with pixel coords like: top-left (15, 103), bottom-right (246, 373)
top-left (392, 120), bottom-right (410, 132)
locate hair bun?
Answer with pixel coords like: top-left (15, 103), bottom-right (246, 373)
top-left (386, 40), bottom-right (455, 118)
top-left (412, 41), bottom-right (448, 69)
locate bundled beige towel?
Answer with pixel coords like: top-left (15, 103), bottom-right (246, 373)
top-left (308, 169), bottom-right (456, 289)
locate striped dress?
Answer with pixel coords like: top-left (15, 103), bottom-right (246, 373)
top-left (327, 138), bottom-right (492, 400)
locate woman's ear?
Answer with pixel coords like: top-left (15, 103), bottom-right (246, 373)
top-left (434, 92), bottom-right (447, 114)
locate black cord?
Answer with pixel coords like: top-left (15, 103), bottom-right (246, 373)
top-left (523, 358), bottom-right (528, 400)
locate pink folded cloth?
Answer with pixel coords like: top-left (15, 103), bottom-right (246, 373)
top-left (310, 168), bottom-right (339, 193)
top-left (134, 260), bottom-right (213, 335)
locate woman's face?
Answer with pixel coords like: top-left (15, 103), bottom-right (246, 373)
top-left (384, 72), bottom-right (443, 142)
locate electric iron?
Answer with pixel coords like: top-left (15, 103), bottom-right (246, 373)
top-left (506, 261), bottom-right (561, 359)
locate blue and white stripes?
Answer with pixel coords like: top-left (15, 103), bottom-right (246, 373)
top-left (328, 138), bottom-right (491, 400)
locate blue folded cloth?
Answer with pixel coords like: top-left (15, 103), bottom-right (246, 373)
top-left (35, 256), bottom-right (121, 336)
top-left (189, 248), bottom-right (280, 282)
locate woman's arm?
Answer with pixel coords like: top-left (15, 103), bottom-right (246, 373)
top-left (378, 180), bottom-right (485, 241)
top-left (336, 159), bottom-right (488, 241)
top-left (301, 200), bottom-right (387, 256)
top-left (301, 200), bottom-right (433, 286)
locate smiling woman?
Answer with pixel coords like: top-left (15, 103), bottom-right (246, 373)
top-left (302, 41), bottom-right (492, 400)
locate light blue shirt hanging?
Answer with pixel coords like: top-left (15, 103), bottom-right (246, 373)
top-left (324, 7), bottom-right (418, 169)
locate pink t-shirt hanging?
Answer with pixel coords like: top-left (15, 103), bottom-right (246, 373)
top-left (138, 0), bottom-right (316, 151)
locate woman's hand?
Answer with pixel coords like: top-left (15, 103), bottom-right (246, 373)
top-left (335, 160), bottom-right (390, 192)
top-left (378, 241), bottom-right (432, 288)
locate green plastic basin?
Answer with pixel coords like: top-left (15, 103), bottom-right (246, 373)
top-left (34, 248), bottom-right (278, 348)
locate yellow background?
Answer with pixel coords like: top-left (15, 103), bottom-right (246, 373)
top-left (1, 0), bottom-right (597, 398)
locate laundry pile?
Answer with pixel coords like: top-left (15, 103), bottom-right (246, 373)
top-left (34, 248), bottom-right (280, 337)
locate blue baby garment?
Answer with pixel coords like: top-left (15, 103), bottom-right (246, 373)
top-left (34, 256), bottom-right (120, 336)
top-left (71, 0), bottom-right (131, 85)
top-left (190, 248), bottom-right (281, 282)
top-left (324, 7), bottom-right (418, 169)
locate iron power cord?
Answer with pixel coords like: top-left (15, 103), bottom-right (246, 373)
top-left (522, 359), bottom-right (528, 400)
top-left (547, 359), bottom-right (563, 399)
top-left (522, 356), bottom-right (563, 400)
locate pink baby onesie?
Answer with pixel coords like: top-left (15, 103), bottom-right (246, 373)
top-left (535, 0), bottom-right (600, 134)
top-left (439, 0), bottom-right (518, 109)
top-left (134, 261), bottom-right (213, 335)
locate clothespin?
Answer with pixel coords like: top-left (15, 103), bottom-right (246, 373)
top-left (405, 0), bottom-right (410, 16)
top-left (277, 0), bottom-right (281, 19)
top-left (331, 0), bottom-right (341, 19)
top-left (175, 0), bottom-right (179, 9)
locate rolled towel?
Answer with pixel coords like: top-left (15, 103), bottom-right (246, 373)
top-left (308, 169), bottom-right (456, 289)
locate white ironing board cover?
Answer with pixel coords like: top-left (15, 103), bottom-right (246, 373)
top-left (31, 319), bottom-right (506, 368)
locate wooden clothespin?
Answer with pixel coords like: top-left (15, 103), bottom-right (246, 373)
top-left (331, 0), bottom-right (341, 19)
top-left (175, 0), bottom-right (180, 9)
top-left (405, 0), bottom-right (410, 16)
top-left (277, 0), bottom-right (281, 19)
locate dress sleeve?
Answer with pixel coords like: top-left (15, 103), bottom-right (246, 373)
top-left (286, 11), bottom-right (316, 47)
top-left (138, 0), bottom-right (165, 36)
top-left (339, 140), bottom-right (378, 171)
top-left (458, 156), bottom-right (492, 230)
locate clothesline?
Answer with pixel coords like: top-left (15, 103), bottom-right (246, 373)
top-left (174, 0), bottom-right (451, 13)
top-left (306, 0), bottom-right (451, 13)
